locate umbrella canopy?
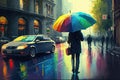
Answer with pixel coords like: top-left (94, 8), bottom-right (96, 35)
top-left (53, 12), bottom-right (96, 32)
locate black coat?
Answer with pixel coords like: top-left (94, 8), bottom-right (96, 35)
top-left (68, 31), bottom-right (84, 54)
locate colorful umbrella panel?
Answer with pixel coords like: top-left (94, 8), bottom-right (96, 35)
top-left (53, 12), bottom-right (96, 32)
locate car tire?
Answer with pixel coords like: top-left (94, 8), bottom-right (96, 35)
top-left (30, 48), bottom-right (36, 57)
top-left (50, 46), bottom-right (55, 53)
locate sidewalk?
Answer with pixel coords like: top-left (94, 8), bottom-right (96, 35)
top-left (105, 44), bottom-right (120, 79)
top-left (106, 46), bottom-right (120, 56)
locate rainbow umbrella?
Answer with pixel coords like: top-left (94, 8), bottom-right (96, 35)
top-left (52, 12), bottom-right (96, 32)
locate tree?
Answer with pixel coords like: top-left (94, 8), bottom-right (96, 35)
top-left (91, 0), bottom-right (112, 33)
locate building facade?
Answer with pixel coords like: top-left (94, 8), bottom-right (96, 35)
top-left (114, 0), bottom-right (120, 46)
top-left (0, 0), bottom-right (55, 39)
top-left (52, 0), bottom-right (62, 38)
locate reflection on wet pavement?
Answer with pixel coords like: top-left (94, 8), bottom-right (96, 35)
top-left (0, 54), bottom-right (57, 80)
top-left (0, 41), bottom-right (120, 79)
top-left (55, 42), bottom-right (112, 79)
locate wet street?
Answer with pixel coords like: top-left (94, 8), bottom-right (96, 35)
top-left (0, 41), bottom-right (120, 80)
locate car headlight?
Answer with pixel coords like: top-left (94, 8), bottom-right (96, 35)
top-left (17, 45), bottom-right (28, 50)
top-left (1, 44), bottom-right (7, 50)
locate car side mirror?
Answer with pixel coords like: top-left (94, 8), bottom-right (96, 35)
top-left (35, 39), bottom-right (40, 43)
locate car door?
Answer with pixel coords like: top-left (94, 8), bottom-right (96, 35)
top-left (43, 36), bottom-right (53, 51)
top-left (35, 36), bottom-right (46, 53)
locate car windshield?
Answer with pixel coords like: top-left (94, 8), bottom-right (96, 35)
top-left (13, 35), bottom-right (36, 42)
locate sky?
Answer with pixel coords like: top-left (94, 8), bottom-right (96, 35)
top-left (68, 0), bottom-right (92, 13)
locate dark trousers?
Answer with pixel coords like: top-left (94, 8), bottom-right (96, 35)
top-left (71, 53), bottom-right (80, 72)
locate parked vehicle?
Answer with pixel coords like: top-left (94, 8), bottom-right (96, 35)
top-left (1, 35), bottom-right (55, 58)
top-left (54, 36), bottom-right (66, 44)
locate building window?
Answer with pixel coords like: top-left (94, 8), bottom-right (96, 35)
top-left (0, 16), bottom-right (8, 37)
top-left (19, 0), bottom-right (28, 11)
top-left (18, 18), bottom-right (26, 36)
top-left (34, 20), bottom-right (39, 34)
top-left (0, 0), bottom-right (7, 7)
top-left (35, 1), bottom-right (39, 14)
top-left (51, 8), bottom-right (53, 15)
top-left (46, 3), bottom-right (53, 16)
top-left (20, 0), bottom-right (23, 10)
top-left (46, 4), bottom-right (50, 16)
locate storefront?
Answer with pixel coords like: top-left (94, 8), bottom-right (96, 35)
top-left (0, 9), bottom-right (43, 40)
top-left (0, 16), bottom-right (8, 37)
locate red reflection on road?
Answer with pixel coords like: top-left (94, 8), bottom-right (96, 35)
top-left (96, 53), bottom-right (107, 77)
top-left (9, 59), bottom-right (14, 69)
top-left (86, 54), bottom-right (92, 77)
top-left (56, 44), bottom-right (63, 61)
top-left (55, 43), bottom-right (64, 79)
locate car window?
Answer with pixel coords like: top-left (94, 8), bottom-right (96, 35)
top-left (24, 36), bottom-right (35, 42)
top-left (13, 36), bottom-right (26, 41)
top-left (35, 36), bottom-right (44, 41)
top-left (35, 36), bottom-right (51, 41)
top-left (43, 36), bottom-right (51, 41)
top-left (13, 36), bottom-right (36, 42)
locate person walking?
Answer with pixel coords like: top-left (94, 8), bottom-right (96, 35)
top-left (106, 36), bottom-right (109, 49)
top-left (67, 30), bottom-right (84, 74)
top-left (101, 36), bottom-right (105, 47)
top-left (87, 35), bottom-right (92, 48)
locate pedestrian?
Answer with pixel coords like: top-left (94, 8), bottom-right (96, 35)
top-left (106, 36), bottom-right (109, 49)
top-left (101, 36), bottom-right (105, 47)
top-left (110, 34), bottom-right (114, 48)
top-left (87, 35), bottom-right (92, 48)
top-left (67, 30), bottom-right (84, 74)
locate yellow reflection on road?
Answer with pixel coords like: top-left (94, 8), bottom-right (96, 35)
top-left (55, 42), bottom-right (72, 73)
top-left (3, 61), bottom-right (7, 80)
